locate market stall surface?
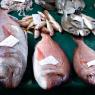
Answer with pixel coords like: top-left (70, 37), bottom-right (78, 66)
top-left (0, 0), bottom-right (95, 94)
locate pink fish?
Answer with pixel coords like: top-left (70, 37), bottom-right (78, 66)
top-left (0, 9), bottom-right (28, 88)
top-left (73, 37), bottom-right (95, 85)
top-left (33, 33), bottom-right (70, 90)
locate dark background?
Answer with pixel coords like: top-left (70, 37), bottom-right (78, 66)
top-left (1, 0), bottom-right (95, 94)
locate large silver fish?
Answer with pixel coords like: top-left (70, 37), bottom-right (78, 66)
top-left (33, 33), bottom-right (70, 90)
top-left (0, 9), bottom-right (28, 88)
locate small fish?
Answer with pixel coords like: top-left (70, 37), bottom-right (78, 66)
top-left (34, 29), bottom-right (40, 38)
top-left (18, 10), bottom-right (62, 38)
top-left (18, 19), bottom-right (32, 28)
top-left (35, 21), bottom-right (46, 30)
top-left (0, 0), bottom-right (33, 16)
top-left (34, 0), bottom-right (55, 10)
top-left (44, 10), bottom-right (55, 22)
top-left (22, 16), bottom-right (33, 21)
top-left (56, 0), bottom-right (85, 14)
top-left (64, 0), bottom-right (85, 14)
top-left (51, 20), bottom-right (62, 33)
top-left (61, 13), bottom-right (93, 36)
top-left (56, 0), bottom-right (66, 14)
top-left (37, 11), bottom-right (46, 20)
top-left (33, 33), bottom-right (70, 90)
top-left (27, 21), bottom-right (34, 30)
top-left (44, 10), bottom-right (62, 32)
top-left (46, 20), bottom-right (54, 36)
top-left (82, 14), bottom-right (95, 30)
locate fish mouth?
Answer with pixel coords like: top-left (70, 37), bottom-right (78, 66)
top-left (41, 65), bottom-right (64, 76)
top-left (38, 73), bottom-right (66, 90)
top-left (0, 64), bottom-right (12, 87)
top-left (58, 9), bottom-right (64, 14)
top-left (0, 56), bottom-right (23, 88)
top-left (41, 65), bottom-right (68, 85)
top-left (34, 63), bottom-right (68, 89)
top-left (41, 73), bottom-right (66, 90)
top-left (0, 64), bottom-right (22, 88)
top-left (0, 64), bottom-right (9, 79)
top-left (87, 73), bottom-right (95, 85)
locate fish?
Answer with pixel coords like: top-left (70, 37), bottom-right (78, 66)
top-left (56, 0), bottom-right (85, 14)
top-left (46, 19), bottom-right (54, 36)
top-left (33, 33), bottom-right (70, 90)
top-left (73, 37), bottom-right (95, 85)
top-left (0, 0), bottom-right (33, 16)
top-left (44, 10), bottom-right (62, 33)
top-left (81, 14), bottom-right (95, 31)
top-left (18, 17), bottom-right (33, 28)
top-left (0, 9), bottom-right (28, 88)
top-left (61, 13), bottom-right (92, 36)
top-left (56, 0), bottom-right (66, 14)
top-left (34, 0), bottom-right (56, 10)
top-left (71, 0), bottom-right (85, 11)
top-left (18, 10), bottom-right (62, 38)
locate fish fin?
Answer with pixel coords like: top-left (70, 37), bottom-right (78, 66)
top-left (41, 33), bottom-right (50, 39)
top-left (40, 2), bottom-right (55, 10)
top-left (37, 47), bottom-right (44, 61)
top-left (80, 59), bottom-right (87, 64)
top-left (73, 36), bottom-right (83, 44)
top-left (2, 25), bottom-right (12, 37)
top-left (9, 15), bottom-right (18, 22)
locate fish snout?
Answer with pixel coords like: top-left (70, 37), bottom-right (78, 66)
top-left (0, 57), bottom-right (23, 88)
top-left (46, 74), bottom-right (67, 89)
top-left (87, 73), bottom-right (95, 85)
top-left (0, 64), bottom-right (9, 79)
top-left (0, 64), bottom-right (11, 88)
top-left (38, 73), bottom-right (66, 90)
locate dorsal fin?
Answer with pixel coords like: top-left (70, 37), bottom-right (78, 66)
top-left (2, 25), bottom-right (13, 37)
top-left (37, 47), bottom-right (44, 61)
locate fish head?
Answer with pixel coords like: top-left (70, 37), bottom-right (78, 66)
top-left (85, 66), bottom-right (95, 85)
top-left (34, 58), bottom-right (68, 90)
top-left (33, 47), bottom-right (67, 90)
top-left (0, 49), bottom-right (25, 88)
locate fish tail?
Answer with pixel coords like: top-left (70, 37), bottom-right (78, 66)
top-left (73, 36), bottom-right (84, 44)
top-left (41, 33), bottom-right (51, 39)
